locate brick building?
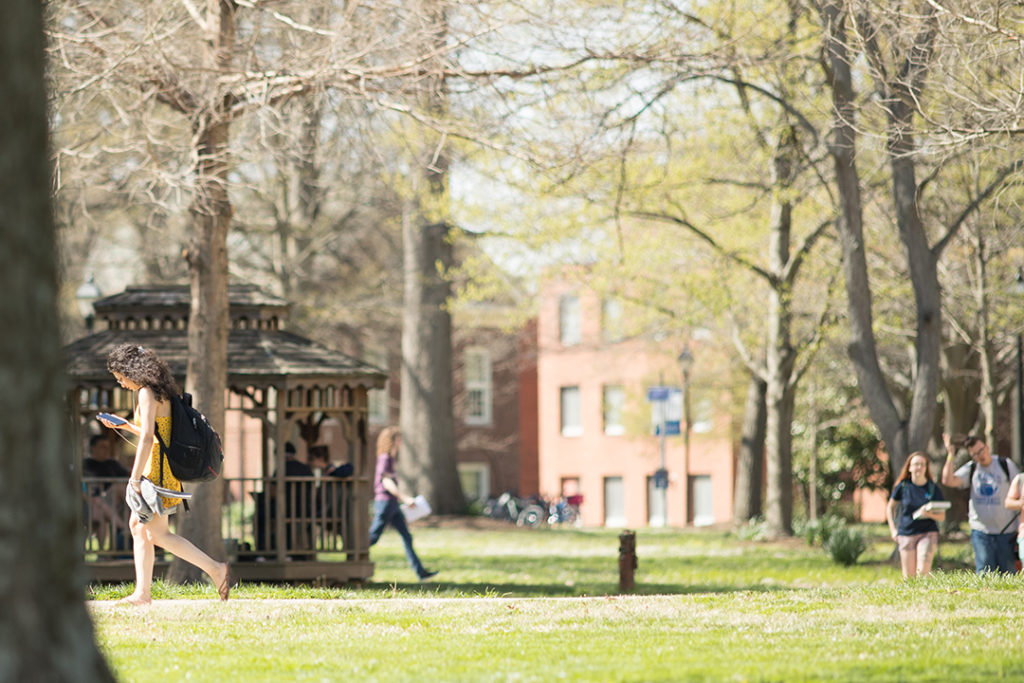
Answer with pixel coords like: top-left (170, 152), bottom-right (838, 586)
top-left (535, 274), bottom-right (737, 528)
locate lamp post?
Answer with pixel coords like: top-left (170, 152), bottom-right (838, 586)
top-left (1013, 269), bottom-right (1024, 468)
top-left (677, 347), bottom-right (694, 526)
top-left (75, 275), bottom-right (101, 333)
top-left (654, 373), bottom-right (668, 528)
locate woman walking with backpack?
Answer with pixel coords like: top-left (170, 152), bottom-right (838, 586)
top-left (886, 451), bottom-right (946, 579)
top-left (99, 343), bottom-right (229, 604)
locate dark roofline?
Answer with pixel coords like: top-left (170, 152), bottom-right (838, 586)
top-left (93, 283), bottom-right (291, 314)
top-left (64, 329), bottom-right (387, 388)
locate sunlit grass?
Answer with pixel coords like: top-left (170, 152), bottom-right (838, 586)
top-left (88, 523), bottom-right (1024, 682)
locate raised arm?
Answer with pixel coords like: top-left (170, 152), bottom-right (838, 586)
top-left (941, 433), bottom-right (963, 488)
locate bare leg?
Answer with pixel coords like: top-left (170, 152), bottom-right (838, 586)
top-left (124, 512), bottom-right (155, 605)
top-left (145, 513), bottom-right (229, 598)
top-left (917, 534), bottom-right (938, 576)
top-left (898, 548), bottom-right (917, 579)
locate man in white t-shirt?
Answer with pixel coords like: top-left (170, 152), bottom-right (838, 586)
top-left (942, 433), bottom-right (1019, 574)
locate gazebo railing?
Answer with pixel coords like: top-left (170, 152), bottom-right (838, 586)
top-left (82, 476), bottom-right (368, 564)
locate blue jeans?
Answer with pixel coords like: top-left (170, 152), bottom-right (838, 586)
top-left (970, 530), bottom-right (1017, 574)
top-left (369, 498), bottom-right (428, 578)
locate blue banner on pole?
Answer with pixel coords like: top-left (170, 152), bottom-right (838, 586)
top-left (647, 386), bottom-right (670, 401)
top-left (650, 387), bottom-right (683, 435)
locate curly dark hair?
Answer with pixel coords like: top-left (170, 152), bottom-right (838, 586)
top-left (106, 343), bottom-right (179, 402)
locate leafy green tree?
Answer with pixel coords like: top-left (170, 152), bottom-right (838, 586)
top-left (815, 0), bottom-right (1024, 477)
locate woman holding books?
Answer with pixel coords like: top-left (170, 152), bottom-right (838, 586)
top-left (886, 451), bottom-right (947, 578)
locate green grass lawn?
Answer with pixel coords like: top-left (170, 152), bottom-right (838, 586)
top-left (88, 523), bottom-right (1024, 682)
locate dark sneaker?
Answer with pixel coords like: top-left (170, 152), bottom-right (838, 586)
top-left (419, 570), bottom-right (438, 581)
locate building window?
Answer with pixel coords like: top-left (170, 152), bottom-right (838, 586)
top-left (647, 475), bottom-right (667, 527)
top-left (603, 476), bottom-right (626, 527)
top-left (458, 462), bottom-right (490, 503)
top-left (603, 384), bottom-right (625, 436)
top-left (464, 347), bottom-right (492, 426)
top-left (559, 294), bottom-right (581, 346)
top-left (364, 350), bottom-right (390, 425)
top-left (601, 298), bottom-right (623, 343)
top-left (560, 385), bottom-right (582, 437)
top-left (690, 475), bottom-right (714, 526)
top-left (368, 386), bottom-right (389, 425)
top-left (693, 396), bottom-right (714, 434)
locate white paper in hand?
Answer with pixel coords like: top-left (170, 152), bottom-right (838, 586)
top-left (401, 494), bottom-right (432, 522)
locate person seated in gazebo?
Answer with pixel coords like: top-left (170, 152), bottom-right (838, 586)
top-left (254, 442), bottom-right (315, 554)
top-left (82, 433), bottom-right (130, 549)
top-left (309, 446), bottom-right (353, 534)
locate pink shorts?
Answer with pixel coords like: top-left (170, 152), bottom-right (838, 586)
top-left (897, 531), bottom-right (938, 552)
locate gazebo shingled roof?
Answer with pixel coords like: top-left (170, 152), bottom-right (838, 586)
top-left (64, 328), bottom-right (386, 387)
top-left (64, 283), bottom-right (386, 387)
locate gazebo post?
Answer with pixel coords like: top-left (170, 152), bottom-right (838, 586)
top-left (273, 396), bottom-right (288, 563)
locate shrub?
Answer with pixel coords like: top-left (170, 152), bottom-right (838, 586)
top-left (824, 522), bottom-right (868, 566)
top-left (795, 514), bottom-right (846, 547)
top-left (733, 517), bottom-right (770, 541)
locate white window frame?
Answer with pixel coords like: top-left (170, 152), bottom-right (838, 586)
top-left (463, 347), bottom-right (493, 426)
top-left (458, 462), bottom-right (490, 503)
top-left (364, 350), bottom-right (390, 425)
top-left (693, 396), bottom-right (714, 434)
top-left (560, 385), bottom-right (583, 437)
top-left (603, 384), bottom-right (625, 436)
top-left (601, 298), bottom-right (623, 343)
top-left (559, 294), bottom-right (581, 346)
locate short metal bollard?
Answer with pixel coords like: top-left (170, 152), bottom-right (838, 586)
top-left (618, 529), bottom-right (637, 593)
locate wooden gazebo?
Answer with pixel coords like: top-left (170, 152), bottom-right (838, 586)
top-left (66, 284), bottom-right (387, 584)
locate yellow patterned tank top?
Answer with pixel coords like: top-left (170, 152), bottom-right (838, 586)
top-left (140, 415), bottom-right (183, 508)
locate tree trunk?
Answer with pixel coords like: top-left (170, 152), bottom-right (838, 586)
top-left (168, 0), bottom-right (236, 581)
top-left (401, 211), bottom-right (465, 512)
top-left (399, 1), bottom-right (464, 514)
top-left (887, 95), bottom-right (942, 473)
top-left (818, 4), bottom-right (940, 478)
top-left (0, 1), bottom-right (114, 678)
top-left (818, 0), bottom-right (909, 473)
top-left (763, 126), bottom-right (799, 537)
top-left (733, 375), bottom-right (766, 522)
top-left (970, 230), bottom-right (996, 447)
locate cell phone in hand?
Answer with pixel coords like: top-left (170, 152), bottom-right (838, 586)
top-left (97, 412), bottom-right (128, 426)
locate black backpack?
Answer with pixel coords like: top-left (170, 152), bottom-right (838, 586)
top-left (155, 393), bottom-right (224, 483)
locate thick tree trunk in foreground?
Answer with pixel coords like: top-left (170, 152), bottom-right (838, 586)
top-left (0, 1), bottom-right (113, 679)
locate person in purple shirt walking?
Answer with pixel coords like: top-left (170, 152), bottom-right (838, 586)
top-left (368, 426), bottom-right (437, 581)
